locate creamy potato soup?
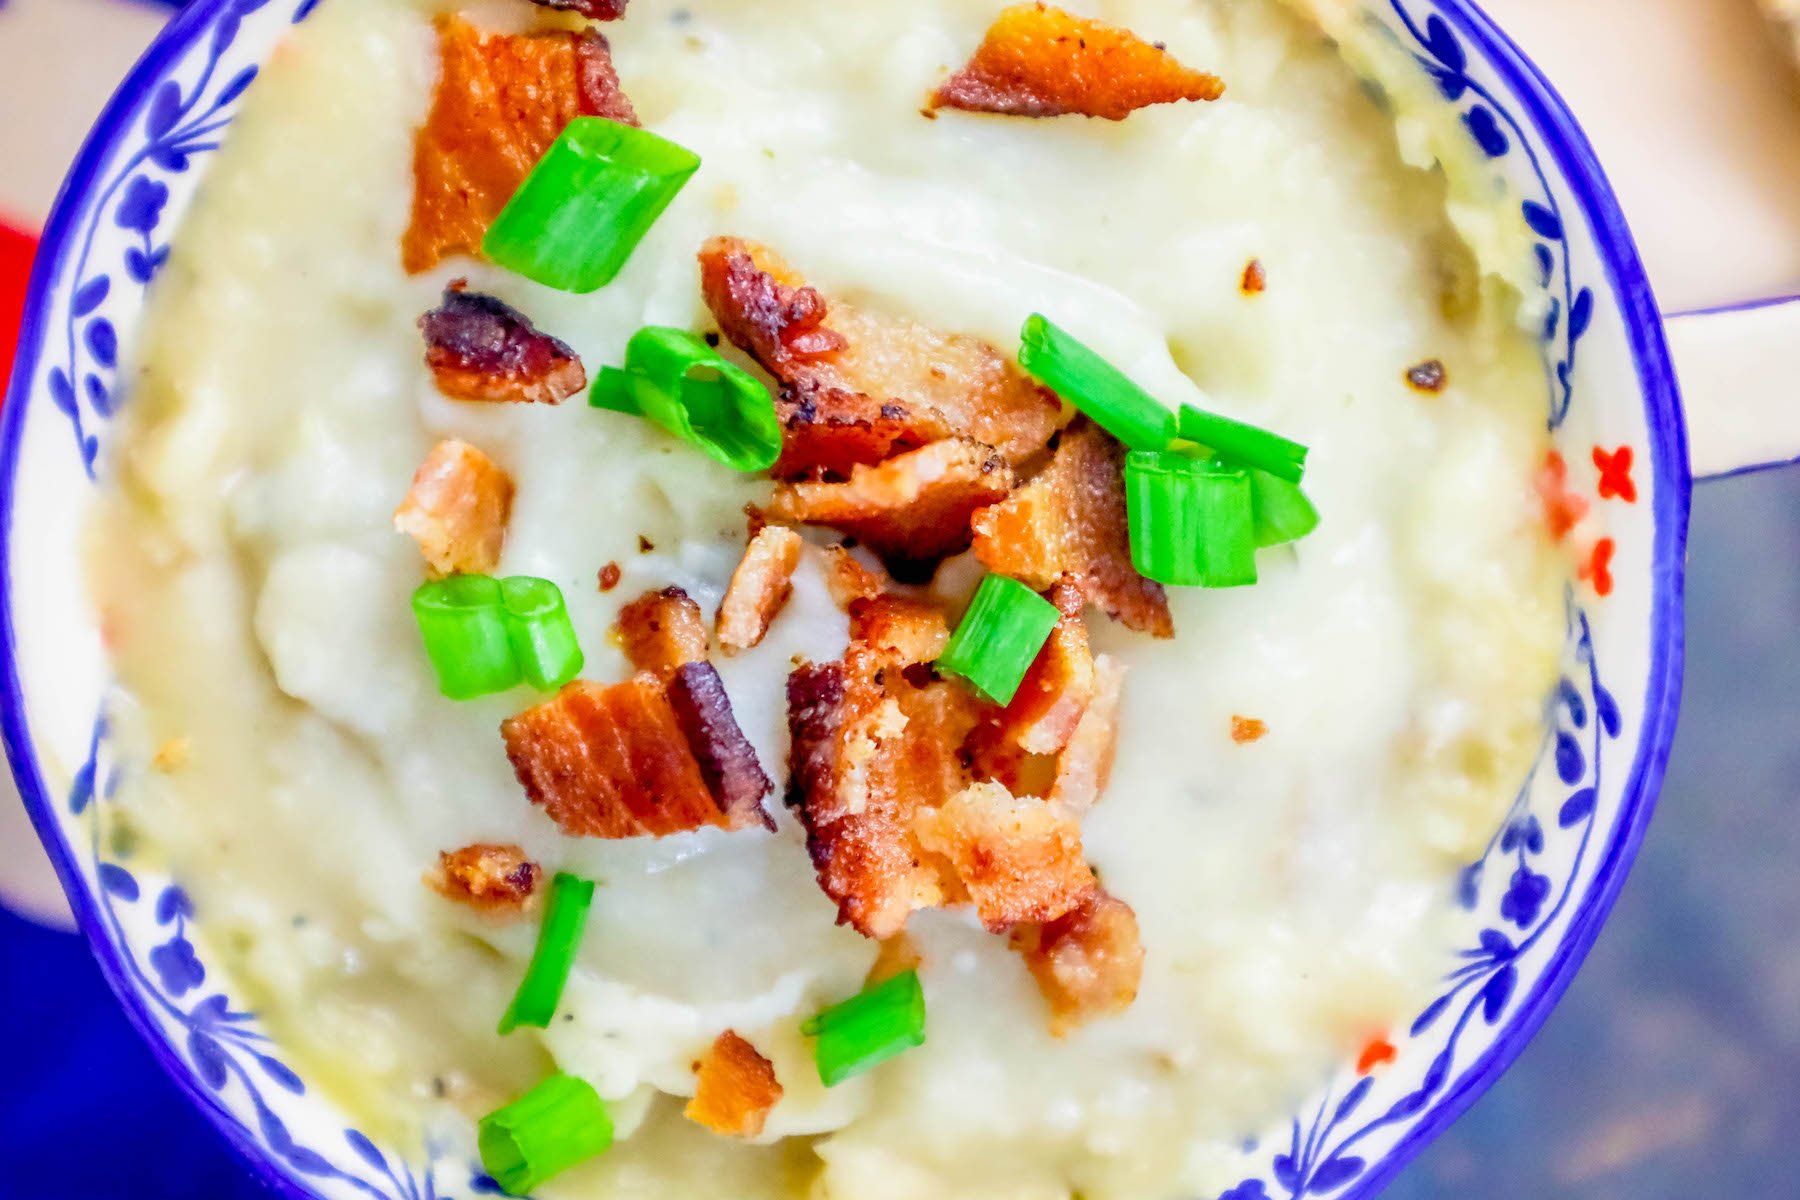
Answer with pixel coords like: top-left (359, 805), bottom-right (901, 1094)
top-left (91, 0), bottom-right (1565, 1196)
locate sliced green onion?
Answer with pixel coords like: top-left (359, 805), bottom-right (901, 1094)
top-left (802, 969), bottom-right (927, 1087)
top-left (588, 366), bottom-right (641, 415)
top-left (478, 1072), bottom-right (614, 1196)
top-left (1125, 452), bottom-right (1258, 588)
top-left (483, 117), bottom-right (702, 293)
top-left (1176, 404), bottom-right (1308, 484)
top-left (499, 873), bottom-right (596, 1035)
top-left (1249, 468), bottom-right (1320, 548)
top-left (501, 577), bottom-right (585, 691)
top-left (413, 575), bottom-right (522, 700)
top-left (592, 327), bottom-right (781, 471)
top-left (1018, 314), bottom-right (1178, 452)
top-left (936, 575), bottom-right (1062, 706)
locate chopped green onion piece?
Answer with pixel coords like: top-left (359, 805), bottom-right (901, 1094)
top-left (588, 366), bottom-right (641, 415)
top-left (592, 327), bottom-right (781, 471)
top-left (413, 575), bottom-right (522, 700)
top-left (802, 969), bottom-right (927, 1087)
top-left (483, 117), bottom-right (702, 293)
top-left (499, 873), bottom-right (596, 1035)
top-left (478, 1072), bottom-right (614, 1196)
top-left (1125, 452), bottom-right (1258, 588)
top-left (1176, 403), bottom-right (1309, 484)
top-left (1017, 315), bottom-right (1178, 451)
top-left (1249, 468), bottom-right (1320, 548)
top-left (501, 577), bottom-right (585, 691)
top-left (936, 575), bottom-right (1061, 706)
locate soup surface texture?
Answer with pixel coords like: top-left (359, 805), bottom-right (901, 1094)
top-left (93, 0), bottom-right (1564, 1196)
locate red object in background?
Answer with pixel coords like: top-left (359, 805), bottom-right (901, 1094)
top-left (1, 219), bottom-right (39, 392)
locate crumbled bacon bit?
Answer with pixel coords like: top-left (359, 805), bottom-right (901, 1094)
top-left (1231, 715), bottom-right (1268, 744)
top-left (428, 844), bottom-right (541, 915)
top-left (1047, 654), bottom-right (1125, 813)
top-left (420, 283), bottom-right (587, 405)
top-left (992, 581), bottom-right (1094, 757)
top-left (848, 595), bottom-right (952, 664)
top-left (685, 1031), bottom-right (783, 1137)
top-left (1009, 889), bottom-right (1144, 1034)
top-left (786, 599), bottom-right (978, 938)
top-left (972, 420), bottom-right (1172, 637)
top-left (598, 562), bottom-right (623, 592)
top-left (609, 586), bottom-right (773, 827)
top-left (404, 18), bottom-right (637, 273)
top-left (699, 238), bottom-right (1060, 479)
top-left (930, 3), bottom-right (1224, 121)
top-left (967, 580), bottom-right (1095, 794)
top-left (1405, 359), bottom-right (1448, 393)
top-left (718, 526), bottom-right (803, 655)
top-left (1241, 258), bottom-right (1267, 295)
top-left (617, 586), bottom-right (710, 682)
top-left (770, 439), bottom-right (1015, 571)
top-left (503, 677), bottom-right (762, 838)
top-left (667, 661), bottom-right (776, 831)
top-left (866, 931), bottom-right (923, 985)
top-left (393, 439), bottom-right (515, 576)
top-left (529, 0), bottom-right (629, 18)
top-left (638, 535), bottom-right (656, 553)
top-left (823, 546), bottom-right (891, 610)
top-left (913, 783), bottom-right (1095, 931)
top-left (788, 594), bottom-right (1101, 939)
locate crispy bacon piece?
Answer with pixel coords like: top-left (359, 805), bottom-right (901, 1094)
top-left (1047, 654), bottom-right (1124, 813)
top-left (718, 526), bottom-right (803, 655)
top-left (420, 284), bottom-right (587, 405)
top-left (789, 591), bottom-right (1107, 938)
top-left (931, 4), bottom-right (1224, 121)
top-left (972, 420), bottom-right (1172, 637)
top-left (992, 580), bottom-right (1094, 756)
top-left (611, 586), bottom-right (774, 826)
top-left (823, 546), bottom-right (890, 610)
top-left (668, 661), bottom-right (776, 831)
top-left (404, 18), bottom-right (637, 273)
top-left (616, 587), bottom-right (710, 682)
top-left (786, 599), bottom-right (975, 938)
top-left (428, 844), bottom-right (541, 915)
top-left (393, 439), bottom-right (515, 577)
top-left (699, 238), bottom-right (1061, 479)
top-left (685, 1031), bottom-right (783, 1138)
top-left (866, 931), bottom-right (923, 985)
top-left (1231, 715), bottom-right (1268, 744)
top-left (966, 580), bottom-right (1096, 795)
top-left (769, 439), bottom-right (1015, 570)
top-left (529, 0), bottom-right (629, 18)
top-left (913, 783), bottom-right (1095, 931)
top-left (503, 677), bottom-right (763, 838)
top-left (1009, 890), bottom-right (1144, 1034)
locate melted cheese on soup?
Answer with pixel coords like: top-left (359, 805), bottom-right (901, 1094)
top-left (91, 0), bottom-right (1563, 1196)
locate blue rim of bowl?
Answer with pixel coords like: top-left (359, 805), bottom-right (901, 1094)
top-left (0, 3), bottom-right (320, 1196)
top-left (1337, 0), bottom-right (1691, 1195)
top-left (0, 1), bottom-right (1690, 1197)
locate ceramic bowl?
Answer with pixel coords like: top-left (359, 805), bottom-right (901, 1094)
top-left (0, 0), bottom-right (1730, 1196)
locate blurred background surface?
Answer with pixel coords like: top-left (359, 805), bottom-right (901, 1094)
top-left (0, 0), bottom-right (1795, 1196)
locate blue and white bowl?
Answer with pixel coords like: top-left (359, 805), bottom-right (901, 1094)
top-left (2, 1), bottom-right (1787, 1196)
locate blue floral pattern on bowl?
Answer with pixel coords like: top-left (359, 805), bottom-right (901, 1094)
top-left (0, 0), bottom-right (1687, 1198)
